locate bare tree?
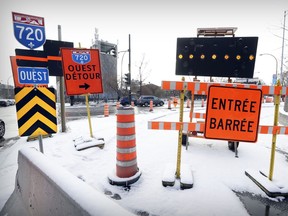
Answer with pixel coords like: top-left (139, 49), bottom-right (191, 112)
top-left (136, 54), bottom-right (151, 95)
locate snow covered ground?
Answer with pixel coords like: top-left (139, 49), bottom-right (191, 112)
top-left (0, 101), bottom-right (288, 215)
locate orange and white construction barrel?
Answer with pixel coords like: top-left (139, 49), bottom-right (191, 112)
top-left (201, 98), bottom-right (205, 107)
top-left (149, 100), bottom-right (153, 112)
top-left (168, 99), bottom-right (171, 109)
top-left (108, 107), bottom-right (141, 186)
top-left (173, 97), bottom-right (178, 108)
top-left (186, 99), bottom-right (190, 108)
top-left (104, 104), bottom-right (109, 117)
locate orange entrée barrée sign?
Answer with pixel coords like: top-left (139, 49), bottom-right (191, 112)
top-left (61, 48), bottom-right (103, 95)
top-left (204, 86), bottom-right (262, 142)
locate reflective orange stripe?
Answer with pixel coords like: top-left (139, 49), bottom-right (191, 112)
top-left (117, 114), bottom-right (134, 123)
top-left (16, 55), bottom-right (47, 62)
top-left (117, 127), bottom-right (135, 135)
top-left (117, 152), bottom-right (137, 161)
top-left (47, 56), bottom-right (62, 61)
top-left (161, 81), bottom-right (288, 96)
top-left (162, 81), bottom-right (170, 90)
top-left (117, 139), bottom-right (136, 148)
top-left (258, 126), bottom-right (288, 134)
top-left (176, 81), bottom-right (183, 90)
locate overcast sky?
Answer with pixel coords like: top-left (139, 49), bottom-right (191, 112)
top-left (0, 0), bottom-right (287, 87)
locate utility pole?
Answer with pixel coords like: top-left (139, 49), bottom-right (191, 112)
top-left (128, 34), bottom-right (132, 104)
top-left (58, 25), bottom-right (66, 132)
top-left (280, 10), bottom-right (287, 86)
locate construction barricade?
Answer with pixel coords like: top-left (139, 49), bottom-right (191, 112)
top-left (148, 80), bottom-right (288, 196)
top-left (108, 107), bottom-right (141, 186)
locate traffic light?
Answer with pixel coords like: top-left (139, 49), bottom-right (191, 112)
top-left (124, 73), bottom-right (131, 85)
top-left (175, 37), bottom-right (258, 78)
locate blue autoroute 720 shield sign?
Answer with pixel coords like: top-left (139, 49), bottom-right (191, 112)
top-left (72, 50), bottom-right (91, 64)
top-left (12, 12), bottom-right (46, 49)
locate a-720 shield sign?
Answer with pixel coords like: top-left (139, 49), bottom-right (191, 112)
top-left (204, 86), bottom-right (262, 142)
top-left (61, 48), bottom-right (103, 95)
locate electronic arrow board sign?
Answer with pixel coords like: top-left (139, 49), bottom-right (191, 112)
top-left (61, 48), bottom-right (103, 95)
top-left (176, 37), bottom-right (258, 78)
top-left (12, 12), bottom-right (46, 49)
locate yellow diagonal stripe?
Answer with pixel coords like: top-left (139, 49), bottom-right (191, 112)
top-left (30, 128), bottom-right (49, 137)
top-left (15, 87), bottom-right (34, 102)
top-left (17, 96), bottom-right (56, 120)
top-left (19, 112), bottom-right (57, 135)
top-left (38, 88), bottom-right (56, 101)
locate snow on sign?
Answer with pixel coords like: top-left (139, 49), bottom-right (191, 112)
top-left (61, 48), bottom-right (103, 95)
top-left (12, 12), bottom-right (46, 49)
top-left (204, 86), bottom-right (262, 142)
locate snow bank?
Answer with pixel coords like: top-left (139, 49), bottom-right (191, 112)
top-left (0, 147), bottom-right (134, 216)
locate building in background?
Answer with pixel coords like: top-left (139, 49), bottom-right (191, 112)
top-left (90, 28), bottom-right (118, 101)
top-left (0, 83), bottom-right (14, 99)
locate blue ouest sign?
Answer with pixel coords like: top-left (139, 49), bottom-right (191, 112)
top-left (17, 67), bottom-right (49, 85)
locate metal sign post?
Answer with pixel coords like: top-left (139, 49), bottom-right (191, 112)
top-left (176, 77), bottom-right (186, 179)
top-left (269, 80), bottom-right (281, 180)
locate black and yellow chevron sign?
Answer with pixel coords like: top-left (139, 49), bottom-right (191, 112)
top-left (14, 87), bottom-right (57, 137)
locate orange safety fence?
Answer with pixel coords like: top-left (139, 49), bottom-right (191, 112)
top-left (148, 121), bottom-right (288, 135)
top-left (162, 81), bottom-right (288, 96)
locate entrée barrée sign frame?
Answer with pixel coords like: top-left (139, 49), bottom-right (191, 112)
top-left (204, 86), bottom-right (262, 142)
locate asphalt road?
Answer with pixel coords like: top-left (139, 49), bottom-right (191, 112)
top-left (0, 101), bottom-right (180, 141)
top-left (0, 105), bottom-right (18, 140)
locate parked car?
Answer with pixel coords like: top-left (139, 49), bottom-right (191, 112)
top-left (0, 100), bottom-right (9, 107)
top-left (137, 95), bottom-right (165, 107)
top-left (119, 96), bottom-right (138, 106)
top-left (7, 99), bottom-right (15, 105)
top-left (0, 119), bottom-right (5, 139)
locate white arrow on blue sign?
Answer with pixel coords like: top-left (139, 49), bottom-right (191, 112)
top-left (17, 67), bottom-right (49, 84)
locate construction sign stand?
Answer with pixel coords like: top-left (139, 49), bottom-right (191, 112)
top-left (149, 80), bottom-right (288, 193)
top-left (61, 44), bottom-right (105, 151)
top-left (27, 134), bottom-right (52, 142)
top-left (162, 77), bottom-right (193, 189)
top-left (14, 87), bottom-right (58, 154)
top-left (245, 80), bottom-right (288, 198)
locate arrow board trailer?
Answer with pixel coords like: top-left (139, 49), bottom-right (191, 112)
top-left (17, 67), bottom-right (49, 84)
top-left (61, 48), bottom-right (103, 95)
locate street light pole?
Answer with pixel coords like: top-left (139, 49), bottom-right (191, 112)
top-left (118, 50), bottom-right (129, 90)
top-left (260, 53), bottom-right (278, 84)
top-left (128, 34), bottom-right (131, 104)
top-left (280, 10), bottom-right (287, 86)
